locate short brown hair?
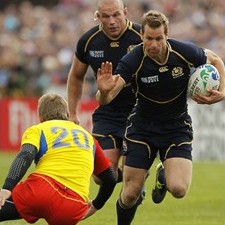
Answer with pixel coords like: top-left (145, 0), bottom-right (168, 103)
top-left (38, 93), bottom-right (68, 122)
top-left (141, 10), bottom-right (169, 35)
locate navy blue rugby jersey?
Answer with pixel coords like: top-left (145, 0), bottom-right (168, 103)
top-left (115, 39), bottom-right (207, 120)
top-left (76, 20), bottom-right (142, 115)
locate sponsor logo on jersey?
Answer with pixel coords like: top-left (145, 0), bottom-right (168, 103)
top-left (159, 66), bottom-right (169, 72)
top-left (141, 75), bottom-right (159, 83)
top-left (110, 42), bottom-right (119, 47)
top-left (172, 67), bottom-right (184, 78)
top-left (89, 51), bottom-right (104, 58)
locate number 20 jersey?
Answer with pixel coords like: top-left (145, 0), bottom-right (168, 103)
top-left (20, 119), bottom-right (109, 201)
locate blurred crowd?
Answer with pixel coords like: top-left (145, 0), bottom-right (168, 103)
top-left (0, 0), bottom-right (225, 98)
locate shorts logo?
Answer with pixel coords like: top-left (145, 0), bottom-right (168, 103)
top-left (122, 140), bottom-right (127, 152)
top-left (141, 75), bottom-right (159, 83)
top-left (89, 51), bottom-right (104, 58)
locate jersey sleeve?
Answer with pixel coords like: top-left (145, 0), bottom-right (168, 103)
top-left (93, 138), bottom-right (110, 176)
top-left (169, 39), bottom-right (207, 67)
top-left (21, 126), bottom-right (41, 150)
top-left (75, 37), bottom-right (88, 64)
top-left (115, 44), bottom-right (143, 84)
top-left (75, 25), bottom-right (100, 64)
top-left (183, 41), bottom-right (207, 67)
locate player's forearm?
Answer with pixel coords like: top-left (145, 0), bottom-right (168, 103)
top-left (96, 90), bottom-right (113, 105)
top-left (92, 167), bottom-right (117, 209)
top-left (206, 49), bottom-right (225, 94)
top-left (96, 76), bottom-right (125, 105)
top-left (213, 59), bottom-right (225, 94)
top-left (2, 144), bottom-right (36, 191)
top-left (67, 77), bottom-right (84, 116)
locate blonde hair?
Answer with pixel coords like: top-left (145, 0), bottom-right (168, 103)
top-left (38, 93), bottom-right (69, 122)
top-left (141, 10), bottom-right (169, 35)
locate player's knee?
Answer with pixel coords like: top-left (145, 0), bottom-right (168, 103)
top-left (122, 191), bottom-right (140, 207)
top-left (168, 184), bottom-right (188, 198)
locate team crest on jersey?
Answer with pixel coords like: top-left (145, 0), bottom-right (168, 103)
top-left (110, 42), bottom-right (119, 47)
top-left (89, 50), bottom-right (104, 58)
top-left (127, 45), bottom-right (137, 53)
top-left (172, 67), bottom-right (184, 78)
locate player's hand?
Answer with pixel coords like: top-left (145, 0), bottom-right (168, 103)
top-left (97, 61), bottom-right (120, 93)
top-left (0, 189), bottom-right (11, 209)
top-left (193, 89), bottom-right (225, 104)
top-left (68, 114), bottom-right (80, 124)
top-left (82, 201), bottom-right (98, 220)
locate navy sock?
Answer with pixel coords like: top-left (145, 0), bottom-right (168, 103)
top-left (116, 195), bottom-right (143, 225)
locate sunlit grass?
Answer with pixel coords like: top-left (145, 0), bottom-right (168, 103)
top-left (1, 151), bottom-right (225, 225)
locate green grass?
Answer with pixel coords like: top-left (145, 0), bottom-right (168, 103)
top-left (1, 151), bottom-right (225, 225)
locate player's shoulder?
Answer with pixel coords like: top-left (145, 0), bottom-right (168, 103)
top-left (22, 122), bottom-right (41, 139)
top-left (124, 43), bottom-right (143, 59)
top-left (126, 20), bottom-right (141, 35)
top-left (127, 20), bottom-right (141, 31)
top-left (168, 38), bottom-right (200, 53)
top-left (118, 43), bottom-right (144, 71)
top-left (168, 38), bottom-right (205, 63)
top-left (79, 25), bottom-right (101, 41)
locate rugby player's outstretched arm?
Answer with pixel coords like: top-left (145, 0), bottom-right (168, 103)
top-left (96, 61), bottom-right (125, 105)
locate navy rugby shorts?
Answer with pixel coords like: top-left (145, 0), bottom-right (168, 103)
top-left (123, 113), bottom-right (193, 170)
top-left (92, 113), bottom-right (127, 151)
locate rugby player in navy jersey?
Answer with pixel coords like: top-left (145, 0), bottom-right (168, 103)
top-left (67, 0), bottom-right (143, 185)
top-left (96, 10), bottom-right (225, 225)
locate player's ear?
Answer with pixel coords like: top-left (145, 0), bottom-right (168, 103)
top-left (39, 116), bottom-right (44, 123)
top-left (94, 10), bottom-right (100, 21)
top-left (123, 7), bottom-right (128, 16)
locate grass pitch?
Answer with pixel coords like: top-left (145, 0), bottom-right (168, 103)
top-left (0, 151), bottom-right (225, 225)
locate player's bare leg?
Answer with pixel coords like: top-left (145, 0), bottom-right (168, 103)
top-left (94, 148), bottom-right (121, 184)
top-left (116, 165), bottom-right (148, 225)
top-left (164, 157), bottom-right (192, 198)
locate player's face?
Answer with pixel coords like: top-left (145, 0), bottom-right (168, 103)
top-left (97, 4), bottom-right (128, 38)
top-left (141, 24), bottom-right (168, 62)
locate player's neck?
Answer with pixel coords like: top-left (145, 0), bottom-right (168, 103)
top-left (146, 46), bottom-right (168, 64)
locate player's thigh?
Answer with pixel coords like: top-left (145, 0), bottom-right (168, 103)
top-left (123, 165), bottom-right (147, 190)
top-left (92, 117), bottom-right (125, 149)
top-left (103, 148), bottom-right (121, 169)
top-left (164, 157), bottom-right (192, 191)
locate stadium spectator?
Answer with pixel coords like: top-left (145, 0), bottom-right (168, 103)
top-left (0, 93), bottom-right (117, 225)
top-left (0, 0), bottom-right (225, 98)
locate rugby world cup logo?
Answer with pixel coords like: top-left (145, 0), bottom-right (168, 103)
top-left (199, 64), bottom-right (219, 88)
